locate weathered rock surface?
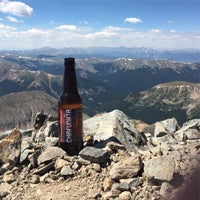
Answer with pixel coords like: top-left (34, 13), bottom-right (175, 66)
top-left (109, 154), bottom-right (142, 180)
top-left (79, 146), bottom-right (109, 164)
top-left (37, 146), bottom-right (66, 165)
top-left (83, 109), bottom-right (146, 152)
top-left (0, 110), bottom-right (199, 200)
top-left (144, 156), bottom-right (175, 181)
top-left (0, 129), bottom-right (22, 166)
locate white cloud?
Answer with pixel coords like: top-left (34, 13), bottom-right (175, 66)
top-left (0, 23), bottom-right (16, 30)
top-left (55, 25), bottom-right (77, 31)
top-left (124, 17), bottom-right (143, 24)
top-left (6, 16), bottom-right (22, 23)
top-left (170, 29), bottom-right (177, 33)
top-left (0, 23), bottom-right (199, 50)
top-left (150, 29), bottom-right (162, 33)
top-left (0, 0), bottom-right (33, 17)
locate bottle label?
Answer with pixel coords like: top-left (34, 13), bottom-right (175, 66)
top-left (59, 108), bottom-right (82, 143)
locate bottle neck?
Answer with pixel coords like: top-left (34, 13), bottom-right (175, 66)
top-left (62, 58), bottom-right (78, 93)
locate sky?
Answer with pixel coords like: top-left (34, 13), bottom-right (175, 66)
top-left (0, 0), bottom-right (199, 50)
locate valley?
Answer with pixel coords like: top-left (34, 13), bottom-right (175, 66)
top-left (0, 47), bottom-right (199, 131)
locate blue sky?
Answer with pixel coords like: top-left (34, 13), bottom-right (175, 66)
top-left (0, 0), bottom-right (199, 50)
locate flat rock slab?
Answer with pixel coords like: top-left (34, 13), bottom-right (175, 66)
top-left (79, 146), bottom-right (109, 164)
top-left (37, 146), bottom-right (66, 165)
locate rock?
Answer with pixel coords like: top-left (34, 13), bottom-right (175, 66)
top-left (109, 155), bottom-right (142, 180)
top-left (37, 146), bottom-right (66, 165)
top-left (2, 172), bottom-right (15, 184)
top-left (28, 149), bottom-right (41, 168)
top-left (20, 149), bottom-right (32, 164)
top-left (144, 156), bottom-right (175, 182)
top-left (159, 182), bottom-right (173, 198)
top-left (182, 119), bottom-right (200, 130)
top-left (79, 146), bottom-right (109, 164)
top-left (103, 177), bottom-right (113, 192)
top-left (174, 119), bottom-right (200, 141)
top-left (43, 120), bottom-right (59, 138)
top-left (0, 129), bottom-right (22, 165)
top-left (32, 112), bottom-right (47, 141)
top-left (54, 158), bottom-right (70, 172)
top-left (128, 177), bottom-right (144, 188)
top-left (106, 141), bottom-right (126, 152)
top-left (87, 189), bottom-right (101, 199)
top-left (29, 174), bottom-right (40, 184)
top-left (33, 112), bottom-right (47, 130)
top-left (185, 129), bottom-right (200, 140)
top-left (83, 110), bottom-right (146, 152)
top-left (113, 182), bottom-right (130, 192)
top-left (60, 165), bottom-right (73, 177)
top-left (0, 163), bottom-right (12, 174)
top-left (32, 113), bottom-right (59, 142)
top-left (0, 183), bottom-right (12, 199)
top-left (45, 137), bottom-right (59, 146)
top-left (33, 161), bottom-right (55, 175)
top-left (119, 191), bottom-right (132, 200)
top-left (154, 118), bottom-right (178, 137)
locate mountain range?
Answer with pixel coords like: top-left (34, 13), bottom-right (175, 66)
top-left (2, 47), bottom-right (200, 62)
top-left (0, 47), bottom-right (199, 131)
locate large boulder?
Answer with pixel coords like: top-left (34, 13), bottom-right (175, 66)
top-left (0, 129), bottom-right (22, 166)
top-left (83, 110), bottom-right (146, 152)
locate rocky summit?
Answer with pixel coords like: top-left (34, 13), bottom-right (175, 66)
top-left (0, 110), bottom-right (199, 200)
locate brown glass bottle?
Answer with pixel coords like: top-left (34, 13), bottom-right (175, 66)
top-left (58, 57), bottom-right (83, 155)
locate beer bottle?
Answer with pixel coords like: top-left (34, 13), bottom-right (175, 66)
top-left (58, 57), bottom-right (83, 155)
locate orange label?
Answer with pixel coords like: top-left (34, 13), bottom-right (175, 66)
top-left (59, 108), bottom-right (82, 143)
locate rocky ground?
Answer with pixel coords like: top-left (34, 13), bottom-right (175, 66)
top-left (0, 110), bottom-right (199, 200)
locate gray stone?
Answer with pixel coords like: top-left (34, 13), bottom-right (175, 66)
top-left (44, 121), bottom-right (59, 138)
top-left (160, 182), bottom-right (173, 198)
top-left (83, 110), bottom-right (146, 152)
top-left (154, 118), bottom-right (178, 137)
top-left (113, 182), bottom-right (130, 192)
top-left (109, 155), bottom-right (142, 180)
top-left (45, 137), bottom-right (59, 146)
top-left (37, 146), bottom-right (66, 165)
top-left (28, 149), bottom-right (41, 167)
top-left (144, 156), bottom-right (175, 181)
top-left (129, 177), bottom-right (144, 188)
top-left (20, 149), bottom-right (32, 163)
top-left (33, 161), bottom-right (55, 175)
top-left (174, 119), bottom-right (200, 141)
top-left (54, 158), bottom-right (70, 172)
top-left (79, 146), bottom-right (109, 164)
top-left (32, 112), bottom-right (59, 142)
top-left (185, 129), bottom-right (200, 140)
top-left (60, 165), bottom-right (73, 176)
